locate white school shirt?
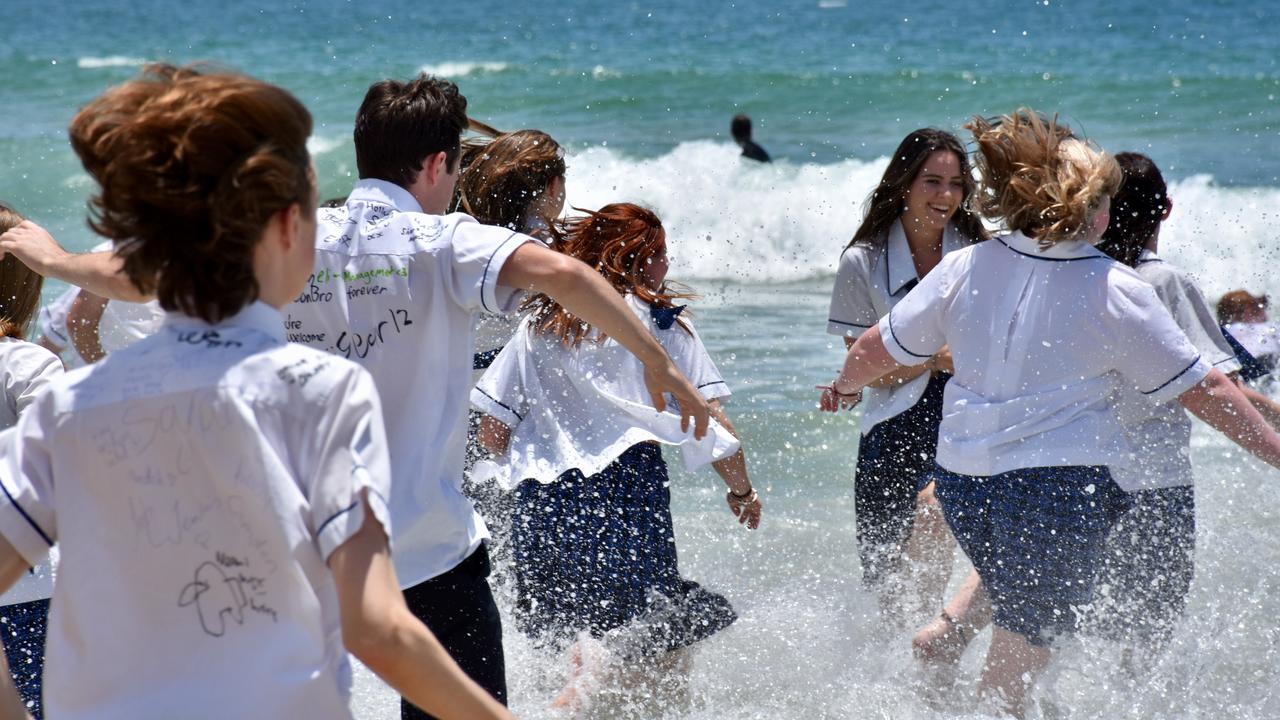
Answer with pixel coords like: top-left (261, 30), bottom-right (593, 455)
top-left (0, 338), bottom-right (63, 605)
top-left (1224, 321), bottom-right (1280, 362)
top-left (1109, 251), bottom-right (1241, 491)
top-left (36, 285), bottom-right (79, 357)
top-left (98, 297), bottom-right (166, 354)
top-left (283, 179), bottom-right (532, 587)
top-left (826, 219), bottom-right (970, 431)
top-left (880, 231), bottom-right (1210, 478)
top-left (0, 302), bottom-right (391, 720)
top-left (470, 295), bottom-right (740, 489)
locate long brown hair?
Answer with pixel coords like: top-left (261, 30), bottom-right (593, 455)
top-left (525, 203), bottom-right (694, 347)
top-left (966, 109), bottom-right (1121, 249)
top-left (0, 205), bottom-right (43, 339)
top-left (849, 128), bottom-right (986, 249)
top-left (69, 63), bottom-right (313, 323)
top-left (453, 129), bottom-right (566, 232)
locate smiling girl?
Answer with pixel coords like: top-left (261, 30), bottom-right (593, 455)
top-left (825, 129), bottom-right (987, 619)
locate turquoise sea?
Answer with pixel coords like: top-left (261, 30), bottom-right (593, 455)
top-left (3, 1), bottom-right (1280, 717)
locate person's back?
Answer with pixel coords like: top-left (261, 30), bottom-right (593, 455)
top-left (16, 306), bottom-right (380, 718)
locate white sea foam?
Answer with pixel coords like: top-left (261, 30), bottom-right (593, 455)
top-left (76, 56), bottom-right (146, 69)
top-left (306, 134), bottom-right (346, 156)
top-left (418, 61), bottom-right (510, 78)
top-left (565, 143), bottom-right (1280, 300)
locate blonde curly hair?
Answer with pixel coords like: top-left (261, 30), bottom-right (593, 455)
top-left (966, 109), bottom-right (1121, 249)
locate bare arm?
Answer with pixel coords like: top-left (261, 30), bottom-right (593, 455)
top-left (0, 538), bottom-right (34, 720)
top-left (67, 291), bottom-right (108, 364)
top-left (1179, 369), bottom-right (1280, 469)
top-left (498, 242), bottom-right (709, 439)
top-left (708, 401), bottom-right (761, 529)
top-left (329, 494), bottom-right (514, 720)
top-left (0, 221), bottom-right (149, 302)
top-left (477, 415), bottom-right (512, 456)
top-left (822, 324), bottom-right (906, 411)
top-left (849, 338), bottom-right (951, 389)
top-left (1235, 377), bottom-right (1280, 428)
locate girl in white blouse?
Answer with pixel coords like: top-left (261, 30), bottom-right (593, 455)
top-left (0, 66), bottom-right (511, 720)
top-left (473, 203), bottom-right (760, 712)
top-left (822, 109), bottom-right (1280, 718)
top-left (826, 128), bottom-right (987, 620)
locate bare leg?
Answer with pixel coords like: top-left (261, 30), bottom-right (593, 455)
top-left (913, 569), bottom-right (991, 665)
top-left (902, 482), bottom-right (957, 619)
top-left (978, 626), bottom-right (1051, 720)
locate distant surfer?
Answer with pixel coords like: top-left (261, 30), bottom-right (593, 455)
top-left (730, 114), bottom-right (771, 163)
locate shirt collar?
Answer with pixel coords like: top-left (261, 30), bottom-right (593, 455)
top-left (997, 230), bottom-right (1109, 262)
top-left (162, 301), bottom-right (287, 343)
top-left (347, 178), bottom-right (424, 214)
top-left (884, 219), bottom-right (970, 295)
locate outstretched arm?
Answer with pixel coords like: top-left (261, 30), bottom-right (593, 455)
top-left (0, 221), bottom-right (149, 302)
top-left (708, 401), bottom-right (761, 529)
top-left (498, 242), bottom-right (710, 439)
top-left (1179, 369), bottom-right (1280, 469)
top-left (329, 493), bottom-right (514, 720)
top-left (821, 324), bottom-right (906, 411)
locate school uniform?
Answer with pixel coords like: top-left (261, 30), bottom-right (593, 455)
top-left (882, 231), bottom-right (1209, 645)
top-left (35, 285), bottom-right (83, 365)
top-left (0, 338), bottom-right (62, 716)
top-left (472, 296), bottom-right (740, 656)
top-left (0, 302), bottom-right (391, 719)
top-left (283, 179), bottom-right (534, 717)
top-left (826, 219), bottom-right (968, 588)
top-left (1095, 250), bottom-right (1241, 644)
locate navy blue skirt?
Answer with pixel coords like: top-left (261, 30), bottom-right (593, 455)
top-left (511, 443), bottom-right (736, 657)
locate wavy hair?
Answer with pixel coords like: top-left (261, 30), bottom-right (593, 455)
top-left (453, 129), bottom-right (566, 232)
top-left (966, 109), bottom-right (1121, 249)
top-left (849, 128), bottom-right (987, 248)
top-left (69, 63), bottom-right (313, 323)
top-left (0, 204), bottom-right (43, 339)
top-left (525, 203), bottom-right (694, 346)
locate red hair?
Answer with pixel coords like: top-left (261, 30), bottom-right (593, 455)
top-left (526, 203), bottom-right (694, 346)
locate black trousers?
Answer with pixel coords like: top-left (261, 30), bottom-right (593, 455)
top-left (400, 544), bottom-right (508, 720)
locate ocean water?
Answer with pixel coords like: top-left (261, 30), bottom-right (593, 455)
top-left (3, 0), bottom-right (1280, 717)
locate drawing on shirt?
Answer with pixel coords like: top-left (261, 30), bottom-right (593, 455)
top-left (332, 308), bottom-right (414, 360)
top-left (94, 391), bottom-right (232, 467)
top-left (177, 553), bottom-right (277, 638)
top-left (294, 274), bottom-right (335, 304)
top-left (285, 314), bottom-right (326, 344)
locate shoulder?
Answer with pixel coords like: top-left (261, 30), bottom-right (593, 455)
top-left (0, 338), bottom-right (61, 375)
top-left (237, 343), bottom-right (375, 409)
top-left (836, 241), bottom-right (879, 276)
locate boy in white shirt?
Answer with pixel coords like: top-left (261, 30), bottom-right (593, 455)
top-left (280, 75), bottom-right (711, 719)
top-left (0, 64), bottom-right (511, 720)
top-left (821, 110), bottom-right (1280, 718)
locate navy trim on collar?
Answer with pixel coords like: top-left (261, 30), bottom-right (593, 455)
top-left (996, 237), bottom-right (1110, 263)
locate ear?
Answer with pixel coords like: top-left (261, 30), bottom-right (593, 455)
top-left (421, 151), bottom-right (449, 188)
top-left (277, 202), bottom-right (304, 250)
top-left (1162, 197), bottom-right (1173, 221)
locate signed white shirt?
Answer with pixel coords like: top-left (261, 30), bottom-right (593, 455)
top-left (0, 338), bottom-right (62, 605)
top-left (881, 232), bottom-right (1208, 477)
top-left (471, 294), bottom-right (739, 489)
top-left (0, 302), bottom-right (391, 720)
top-left (283, 179), bottom-right (531, 587)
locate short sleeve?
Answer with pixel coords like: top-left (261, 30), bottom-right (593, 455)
top-left (660, 320), bottom-right (730, 400)
top-left (471, 326), bottom-right (531, 428)
top-left (448, 216), bottom-right (534, 314)
top-left (1149, 269), bottom-right (1240, 374)
top-left (5, 343), bottom-right (63, 420)
top-left (0, 403), bottom-right (58, 569)
top-left (1108, 280), bottom-right (1210, 405)
top-left (879, 255), bottom-right (951, 366)
top-left (827, 247), bottom-right (879, 338)
top-left (305, 367), bottom-right (393, 561)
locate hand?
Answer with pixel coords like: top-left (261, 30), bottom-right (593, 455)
top-left (0, 220), bottom-right (71, 276)
top-left (929, 346), bottom-right (954, 375)
top-left (817, 383), bottom-right (861, 412)
top-left (726, 489), bottom-right (762, 530)
top-left (643, 359), bottom-right (711, 439)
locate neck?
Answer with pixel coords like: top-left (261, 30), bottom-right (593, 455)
top-left (902, 219), bottom-right (944, 254)
top-left (1144, 229), bottom-right (1160, 254)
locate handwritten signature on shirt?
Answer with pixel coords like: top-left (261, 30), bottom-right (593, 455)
top-left (177, 553), bottom-right (278, 638)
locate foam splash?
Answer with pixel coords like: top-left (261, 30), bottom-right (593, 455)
top-left (418, 61), bottom-right (510, 78)
top-left (307, 135), bottom-right (346, 156)
top-left (564, 142), bottom-right (1280, 299)
top-left (76, 56), bottom-right (146, 69)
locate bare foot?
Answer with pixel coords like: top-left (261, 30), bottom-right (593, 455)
top-left (913, 611), bottom-right (975, 669)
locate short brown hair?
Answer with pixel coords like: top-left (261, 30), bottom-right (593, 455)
top-left (1218, 289), bottom-right (1267, 325)
top-left (354, 75), bottom-right (468, 188)
top-left (454, 130), bottom-right (566, 232)
top-left (967, 109), bottom-right (1121, 248)
top-left (0, 204), bottom-right (43, 339)
top-left (69, 64), bottom-right (313, 323)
